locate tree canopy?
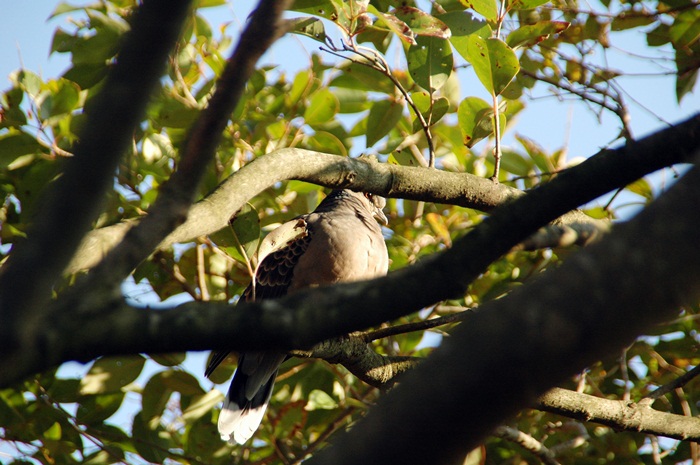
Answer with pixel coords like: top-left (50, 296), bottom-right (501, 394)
top-left (1, 0), bottom-right (699, 464)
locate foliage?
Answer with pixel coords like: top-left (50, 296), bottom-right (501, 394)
top-left (0, 0), bottom-right (698, 463)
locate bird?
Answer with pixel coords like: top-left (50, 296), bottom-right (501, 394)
top-left (205, 189), bottom-right (390, 444)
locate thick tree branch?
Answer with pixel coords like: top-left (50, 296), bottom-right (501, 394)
top-left (292, 337), bottom-right (419, 389)
top-left (303, 157), bottom-right (700, 465)
top-left (66, 118), bottom-right (695, 273)
top-left (538, 388), bottom-right (700, 441)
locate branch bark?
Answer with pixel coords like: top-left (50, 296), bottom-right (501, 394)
top-left (538, 388), bottom-right (700, 441)
top-left (67, 112), bottom-right (700, 273)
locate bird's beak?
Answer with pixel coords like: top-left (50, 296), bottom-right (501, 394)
top-left (374, 208), bottom-right (389, 226)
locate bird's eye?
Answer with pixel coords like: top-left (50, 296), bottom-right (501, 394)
top-left (364, 192), bottom-right (374, 201)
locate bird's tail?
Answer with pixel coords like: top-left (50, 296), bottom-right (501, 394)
top-left (218, 367), bottom-right (279, 444)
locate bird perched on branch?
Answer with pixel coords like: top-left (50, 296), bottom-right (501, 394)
top-left (205, 189), bottom-right (390, 444)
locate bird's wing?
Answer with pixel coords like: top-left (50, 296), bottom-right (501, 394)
top-left (204, 216), bottom-right (311, 378)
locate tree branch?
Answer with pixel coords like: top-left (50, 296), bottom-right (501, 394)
top-left (67, 112), bottom-right (700, 273)
top-left (538, 388), bottom-right (700, 442)
top-left (495, 426), bottom-right (561, 465)
top-left (292, 337), bottom-right (419, 389)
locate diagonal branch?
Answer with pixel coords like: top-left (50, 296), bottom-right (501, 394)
top-left (66, 112), bottom-right (700, 273)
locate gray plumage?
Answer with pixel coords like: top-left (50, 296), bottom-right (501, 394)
top-left (205, 189), bottom-right (389, 444)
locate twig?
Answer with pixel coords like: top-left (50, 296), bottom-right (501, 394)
top-left (495, 426), bottom-right (561, 465)
top-left (321, 39), bottom-right (436, 166)
top-left (644, 365), bottom-right (700, 402)
top-left (360, 309), bottom-right (473, 342)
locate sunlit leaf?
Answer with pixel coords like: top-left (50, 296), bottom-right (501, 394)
top-left (458, 0), bottom-right (498, 21)
top-left (288, 17), bottom-right (328, 43)
top-left (368, 5), bottom-right (417, 44)
top-left (462, 36), bottom-right (519, 95)
top-left (509, 0), bottom-right (551, 9)
top-left (80, 356), bottom-right (146, 395)
top-left (669, 9), bottom-right (700, 49)
top-left (507, 21), bottom-right (570, 48)
top-left (230, 203), bottom-right (261, 263)
top-left (304, 88), bottom-right (339, 125)
top-left (458, 96), bottom-right (506, 147)
top-left (0, 132), bottom-right (43, 168)
top-left (406, 36), bottom-right (454, 92)
top-left (440, 11), bottom-right (491, 61)
top-left (410, 93), bottom-right (450, 132)
top-left (393, 6), bottom-right (451, 39)
top-left (626, 178), bottom-right (654, 201)
top-left (305, 389), bottom-right (338, 410)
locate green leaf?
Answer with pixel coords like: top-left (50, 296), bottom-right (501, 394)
top-left (11, 70), bottom-right (43, 97)
top-left (366, 99), bottom-right (404, 146)
top-left (43, 78), bottom-right (82, 118)
top-left (62, 63), bottom-right (109, 89)
top-left (229, 203), bottom-right (261, 262)
top-left (669, 9), bottom-right (700, 49)
top-left (331, 61), bottom-right (395, 94)
top-left (132, 412), bottom-right (171, 463)
top-left (368, 5), bottom-right (417, 45)
top-left (334, 87), bottom-right (370, 113)
top-left (50, 2), bottom-right (83, 19)
top-left (389, 150), bottom-right (423, 166)
top-left (304, 88), bottom-right (339, 125)
top-left (142, 369), bottom-right (207, 420)
top-left (509, 0), bottom-right (551, 9)
top-left (507, 21), bottom-right (570, 48)
top-left (676, 42), bottom-right (700, 103)
top-left (288, 17), bottom-right (327, 43)
top-left (499, 150), bottom-right (533, 176)
top-left (307, 130), bottom-right (349, 155)
top-left (305, 389), bottom-right (338, 410)
top-left (47, 378), bottom-right (81, 403)
top-left (647, 22), bottom-right (671, 47)
top-left (406, 36), bottom-right (454, 92)
top-left (458, 0), bottom-right (498, 21)
top-left (149, 353), bottom-right (186, 367)
top-left (0, 132), bottom-right (43, 168)
top-left (393, 6), bottom-right (451, 39)
top-left (80, 356), bottom-right (146, 395)
top-left (182, 389), bottom-right (223, 422)
top-left (410, 93), bottom-right (450, 133)
top-left (290, 0), bottom-right (336, 21)
top-left (43, 422), bottom-right (62, 441)
top-left (76, 392), bottom-right (125, 425)
top-left (610, 14), bottom-right (655, 32)
top-left (196, 0), bottom-right (228, 7)
top-left (463, 36), bottom-right (519, 95)
top-left (626, 178), bottom-right (654, 201)
top-left (440, 11), bottom-right (491, 62)
top-left (458, 96), bottom-right (506, 147)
